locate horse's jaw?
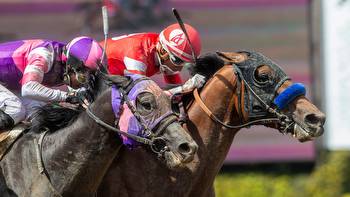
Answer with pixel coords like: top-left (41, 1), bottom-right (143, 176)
top-left (163, 151), bottom-right (186, 170)
top-left (292, 120), bottom-right (324, 142)
top-left (263, 115), bottom-right (325, 142)
top-left (289, 97), bottom-right (325, 142)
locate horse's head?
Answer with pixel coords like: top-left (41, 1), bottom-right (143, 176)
top-left (217, 51), bottom-right (325, 142)
top-left (99, 74), bottom-right (198, 169)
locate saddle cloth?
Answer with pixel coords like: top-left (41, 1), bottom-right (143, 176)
top-left (0, 123), bottom-right (27, 160)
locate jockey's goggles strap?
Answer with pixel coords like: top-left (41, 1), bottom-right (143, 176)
top-left (273, 83), bottom-right (306, 110)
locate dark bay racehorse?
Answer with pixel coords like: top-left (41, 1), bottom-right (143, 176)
top-left (0, 73), bottom-right (197, 196)
top-left (97, 51), bottom-right (326, 197)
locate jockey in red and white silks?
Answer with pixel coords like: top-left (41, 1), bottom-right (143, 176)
top-left (103, 23), bottom-right (206, 97)
top-left (0, 37), bottom-right (103, 131)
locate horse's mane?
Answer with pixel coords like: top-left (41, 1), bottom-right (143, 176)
top-left (188, 53), bottom-right (225, 78)
top-left (30, 104), bottom-right (80, 133)
top-left (29, 72), bottom-right (132, 133)
top-left (182, 53), bottom-right (226, 109)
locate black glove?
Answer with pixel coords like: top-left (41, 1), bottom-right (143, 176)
top-left (0, 109), bottom-right (15, 131)
top-left (65, 89), bottom-right (91, 105)
top-left (65, 94), bottom-right (82, 104)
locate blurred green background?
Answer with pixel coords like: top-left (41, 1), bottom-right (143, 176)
top-left (215, 151), bottom-right (350, 197)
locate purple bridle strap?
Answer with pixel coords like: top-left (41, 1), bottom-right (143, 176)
top-left (111, 85), bottom-right (122, 118)
top-left (110, 75), bottom-right (176, 148)
top-left (149, 111), bottom-right (176, 131)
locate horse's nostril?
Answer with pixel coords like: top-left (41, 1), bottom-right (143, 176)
top-left (178, 142), bottom-right (197, 163)
top-left (305, 113), bottom-right (326, 126)
top-left (179, 143), bottom-right (191, 154)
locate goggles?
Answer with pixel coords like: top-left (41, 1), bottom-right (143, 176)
top-left (169, 52), bottom-right (185, 66)
top-left (159, 41), bottom-right (186, 67)
top-left (74, 69), bottom-right (89, 85)
top-left (65, 55), bottom-right (90, 85)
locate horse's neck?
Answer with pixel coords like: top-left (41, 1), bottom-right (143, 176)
top-left (189, 65), bottom-right (240, 147)
top-left (187, 66), bottom-right (241, 193)
top-left (43, 89), bottom-right (121, 194)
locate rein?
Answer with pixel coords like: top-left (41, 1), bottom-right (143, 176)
top-left (86, 107), bottom-right (177, 153)
top-left (85, 108), bottom-right (153, 145)
top-left (193, 89), bottom-right (279, 129)
top-left (86, 76), bottom-right (178, 152)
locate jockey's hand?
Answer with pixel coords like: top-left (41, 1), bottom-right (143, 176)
top-left (65, 94), bottom-right (81, 105)
top-left (75, 87), bottom-right (94, 103)
top-left (65, 88), bottom-right (91, 107)
top-left (0, 110), bottom-right (15, 131)
top-left (168, 74), bottom-right (206, 95)
top-left (184, 74), bottom-right (206, 91)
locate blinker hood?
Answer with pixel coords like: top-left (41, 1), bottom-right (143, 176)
top-left (233, 51), bottom-right (290, 118)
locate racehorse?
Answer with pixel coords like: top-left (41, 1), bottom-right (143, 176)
top-left (0, 72), bottom-right (197, 196)
top-left (97, 51), bottom-right (326, 197)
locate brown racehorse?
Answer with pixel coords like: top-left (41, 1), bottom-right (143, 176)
top-left (97, 51), bottom-right (326, 197)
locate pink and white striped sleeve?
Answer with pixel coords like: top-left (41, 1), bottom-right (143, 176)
top-left (21, 46), bottom-right (68, 102)
top-left (22, 46), bottom-right (53, 84)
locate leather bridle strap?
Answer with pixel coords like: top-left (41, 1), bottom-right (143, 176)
top-left (193, 88), bottom-right (279, 129)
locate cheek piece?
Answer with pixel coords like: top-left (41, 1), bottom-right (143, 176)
top-left (273, 83), bottom-right (306, 110)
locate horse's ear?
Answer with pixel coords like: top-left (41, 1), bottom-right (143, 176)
top-left (108, 75), bottom-right (132, 88)
top-left (216, 51), bottom-right (247, 64)
top-left (99, 72), bottom-right (132, 88)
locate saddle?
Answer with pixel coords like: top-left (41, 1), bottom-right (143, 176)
top-left (0, 123), bottom-right (27, 160)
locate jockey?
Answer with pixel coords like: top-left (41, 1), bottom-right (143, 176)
top-left (103, 23), bottom-right (206, 97)
top-left (0, 36), bottom-right (103, 131)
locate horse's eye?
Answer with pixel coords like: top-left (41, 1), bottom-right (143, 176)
top-left (260, 73), bottom-right (270, 81)
top-left (142, 102), bottom-right (152, 110)
top-left (254, 65), bottom-right (273, 85)
top-left (255, 72), bottom-right (271, 84)
top-left (136, 92), bottom-right (157, 115)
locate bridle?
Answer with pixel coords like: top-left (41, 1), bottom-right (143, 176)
top-left (86, 76), bottom-right (179, 154)
top-left (194, 65), bottom-right (294, 131)
top-left (193, 78), bottom-right (290, 131)
top-left (193, 57), bottom-right (298, 132)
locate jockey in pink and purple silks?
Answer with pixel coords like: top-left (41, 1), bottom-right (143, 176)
top-left (0, 36), bottom-right (103, 131)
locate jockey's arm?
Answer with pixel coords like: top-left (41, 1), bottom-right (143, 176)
top-left (22, 81), bottom-right (68, 102)
top-left (164, 72), bottom-right (206, 97)
top-left (21, 47), bottom-right (68, 102)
